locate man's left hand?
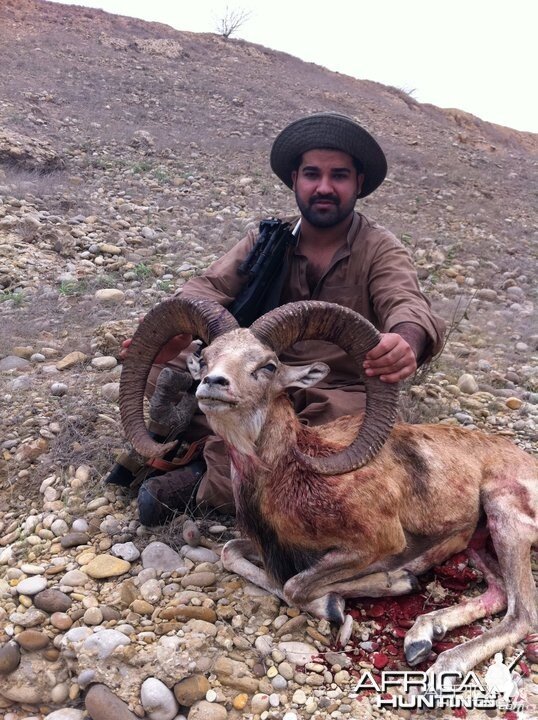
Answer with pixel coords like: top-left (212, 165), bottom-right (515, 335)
top-left (363, 333), bottom-right (417, 383)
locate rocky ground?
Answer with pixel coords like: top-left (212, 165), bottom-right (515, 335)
top-left (0, 1), bottom-right (537, 719)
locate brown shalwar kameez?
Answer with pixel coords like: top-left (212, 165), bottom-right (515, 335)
top-left (147, 212), bottom-right (446, 512)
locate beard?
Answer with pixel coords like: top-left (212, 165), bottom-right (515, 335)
top-left (295, 192), bottom-right (356, 228)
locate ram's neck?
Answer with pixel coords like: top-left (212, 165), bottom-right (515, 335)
top-left (218, 395), bottom-right (297, 474)
top-left (256, 395), bottom-right (300, 467)
top-left (209, 405), bottom-right (268, 459)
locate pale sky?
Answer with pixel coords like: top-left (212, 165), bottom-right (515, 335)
top-left (50, 0), bottom-right (537, 133)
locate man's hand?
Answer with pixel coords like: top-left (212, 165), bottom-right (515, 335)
top-left (363, 332), bottom-right (417, 383)
top-left (120, 332), bottom-right (193, 364)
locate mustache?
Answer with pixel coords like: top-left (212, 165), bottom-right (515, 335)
top-left (310, 194), bottom-right (339, 205)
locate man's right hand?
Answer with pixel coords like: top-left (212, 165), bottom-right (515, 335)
top-left (120, 333), bottom-right (193, 364)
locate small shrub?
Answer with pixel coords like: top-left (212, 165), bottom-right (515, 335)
top-left (0, 290), bottom-right (24, 306)
top-left (134, 263), bottom-right (152, 279)
top-left (59, 280), bottom-right (86, 296)
top-left (132, 160), bottom-right (153, 174)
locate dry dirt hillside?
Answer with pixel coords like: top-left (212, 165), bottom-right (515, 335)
top-left (0, 0), bottom-right (536, 718)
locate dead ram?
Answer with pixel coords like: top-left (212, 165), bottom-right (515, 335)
top-left (119, 297), bottom-right (538, 677)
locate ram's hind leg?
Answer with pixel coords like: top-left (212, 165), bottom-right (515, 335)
top-left (407, 483), bottom-right (538, 674)
top-left (404, 549), bottom-right (507, 666)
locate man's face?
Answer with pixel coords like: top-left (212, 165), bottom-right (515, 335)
top-left (292, 149), bottom-right (364, 228)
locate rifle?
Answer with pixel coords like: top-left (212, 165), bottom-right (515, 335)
top-left (229, 218), bottom-right (298, 326)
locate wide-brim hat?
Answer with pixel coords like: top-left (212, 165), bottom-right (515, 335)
top-left (270, 112), bottom-right (387, 198)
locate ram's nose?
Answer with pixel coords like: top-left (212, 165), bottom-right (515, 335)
top-left (201, 374), bottom-right (230, 387)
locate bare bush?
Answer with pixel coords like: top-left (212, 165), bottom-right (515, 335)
top-left (215, 6), bottom-right (251, 39)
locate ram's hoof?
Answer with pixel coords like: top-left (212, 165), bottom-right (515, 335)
top-left (325, 592), bottom-right (346, 625)
top-left (336, 614), bottom-right (354, 647)
top-left (404, 639), bottom-right (432, 666)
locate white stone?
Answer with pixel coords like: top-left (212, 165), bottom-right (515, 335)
top-left (99, 517), bottom-right (121, 535)
top-left (92, 355), bottom-right (118, 370)
top-left (61, 569), bottom-right (89, 586)
top-left (23, 515), bottom-right (40, 535)
top-left (141, 542), bottom-right (184, 573)
top-left (94, 288), bottom-right (125, 305)
top-left (181, 546), bottom-right (219, 564)
top-left (72, 518), bottom-right (89, 532)
top-left (140, 578), bottom-right (162, 603)
top-left (0, 547), bottom-right (14, 564)
top-left (111, 541), bottom-right (140, 562)
top-left (50, 382), bottom-right (68, 396)
top-left (251, 693), bottom-right (270, 714)
top-left (86, 496), bottom-right (108, 511)
top-left (77, 668), bottom-right (96, 688)
top-left (45, 710), bottom-right (85, 720)
top-left (81, 628), bottom-right (131, 659)
top-left (140, 677), bottom-right (179, 720)
top-left (254, 635), bottom-right (273, 657)
top-left (16, 576), bottom-right (47, 595)
top-left (62, 627), bottom-right (93, 645)
top-left (51, 518), bottom-right (69, 536)
top-left (101, 382), bottom-right (120, 401)
top-left (20, 563), bottom-right (45, 575)
top-left (50, 682), bottom-right (70, 703)
top-left (457, 373), bottom-right (479, 394)
top-left (44, 486), bottom-right (60, 502)
top-left (75, 465), bottom-right (91, 482)
top-left (277, 641), bottom-right (317, 666)
top-left (291, 689), bottom-right (306, 705)
top-left (9, 608), bottom-right (46, 627)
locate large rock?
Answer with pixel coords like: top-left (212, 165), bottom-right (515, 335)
top-left (15, 575), bottom-right (48, 595)
top-left (81, 628), bottom-right (131, 659)
top-left (45, 710), bottom-right (85, 720)
top-left (85, 684), bottom-right (139, 720)
top-left (84, 554), bottom-right (131, 578)
top-left (187, 700), bottom-right (228, 720)
top-left (56, 351), bottom-right (88, 370)
top-left (141, 542), bottom-right (184, 574)
top-left (173, 674), bottom-right (210, 706)
top-left (0, 642), bottom-right (21, 674)
top-left (140, 677), bottom-right (178, 720)
top-left (94, 288), bottom-right (125, 305)
top-left (457, 373), bottom-right (479, 394)
top-left (0, 355), bottom-right (31, 371)
top-left (0, 650), bottom-right (68, 703)
top-left (0, 128), bottom-right (65, 172)
top-left (15, 629), bottom-right (50, 651)
top-left (277, 641), bottom-right (318, 666)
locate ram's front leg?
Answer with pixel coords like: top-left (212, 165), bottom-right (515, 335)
top-left (222, 540), bottom-right (348, 622)
top-left (221, 538), bottom-right (286, 601)
top-left (283, 548), bottom-right (419, 646)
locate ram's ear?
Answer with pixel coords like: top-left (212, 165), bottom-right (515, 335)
top-left (280, 362), bottom-right (330, 389)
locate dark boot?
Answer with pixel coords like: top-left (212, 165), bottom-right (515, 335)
top-left (104, 429), bottom-right (171, 488)
top-left (137, 459), bottom-right (206, 526)
top-left (103, 459), bottom-right (139, 487)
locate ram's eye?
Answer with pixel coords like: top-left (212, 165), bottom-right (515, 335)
top-left (260, 362), bottom-right (277, 373)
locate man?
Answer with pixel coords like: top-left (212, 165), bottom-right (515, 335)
top-left (114, 112), bottom-right (446, 523)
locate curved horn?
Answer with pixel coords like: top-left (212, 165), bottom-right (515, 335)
top-left (119, 297), bottom-right (239, 459)
top-left (250, 301), bottom-right (399, 475)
